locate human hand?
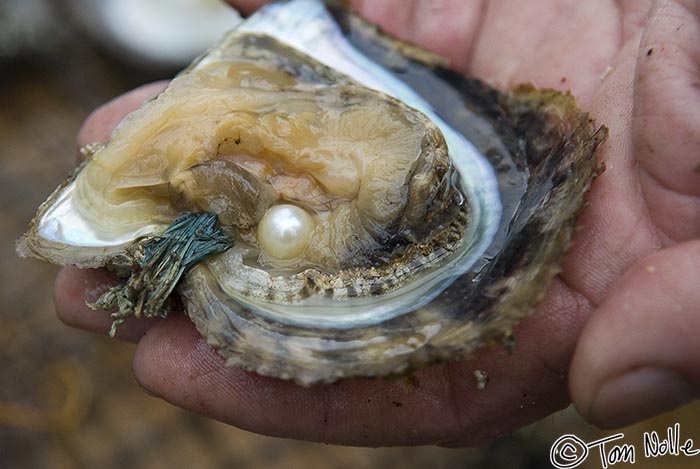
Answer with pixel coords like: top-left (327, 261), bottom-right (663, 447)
top-left (54, 0), bottom-right (700, 445)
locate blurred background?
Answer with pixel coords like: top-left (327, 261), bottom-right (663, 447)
top-left (1, 0), bottom-right (698, 467)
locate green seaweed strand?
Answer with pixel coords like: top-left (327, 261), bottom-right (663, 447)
top-left (88, 212), bottom-right (233, 337)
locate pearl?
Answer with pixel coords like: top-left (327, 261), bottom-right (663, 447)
top-left (257, 204), bottom-right (315, 259)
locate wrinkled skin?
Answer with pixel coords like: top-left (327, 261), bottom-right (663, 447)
top-left (55, 0), bottom-right (700, 446)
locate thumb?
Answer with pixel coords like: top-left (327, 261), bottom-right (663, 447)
top-left (570, 240), bottom-right (700, 428)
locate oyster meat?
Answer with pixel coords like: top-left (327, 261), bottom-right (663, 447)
top-left (18, 0), bottom-right (606, 385)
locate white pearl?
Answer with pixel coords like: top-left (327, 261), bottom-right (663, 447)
top-left (257, 204), bottom-right (315, 259)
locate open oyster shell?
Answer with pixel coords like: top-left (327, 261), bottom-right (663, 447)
top-left (18, 0), bottom-right (606, 385)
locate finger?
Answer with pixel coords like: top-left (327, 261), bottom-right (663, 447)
top-left (54, 267), bottom-right (159, 343)
top-left (634, 0), bottom-right (700, 241)
top-left (59, 82), bottom-right (170, 341)
top-left (559, 0), bottom-right (659, 306)
top-left (225, 0), bottom-right (271, 15)
top-left (570, 240), bottom-right (700, 429)
top-left (352, 0), bottom-right (485, 72)
top-left (133, 278), bottom-right (591, 446)
top-left (469, 0), bottom-right (627, 104)
top-left (76, 81), bottom-right (168, 154)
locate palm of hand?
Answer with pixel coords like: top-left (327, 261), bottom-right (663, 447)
top-left (56, 0), bottom-right (700, 446)
top-left (375, 0), bottom-right (700, 436)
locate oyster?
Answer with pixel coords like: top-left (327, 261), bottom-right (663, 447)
top-left (18, 0), bottom-right (606, 385)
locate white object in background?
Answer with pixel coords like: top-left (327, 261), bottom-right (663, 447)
top-left (71, 0), bottom-right (242, 68)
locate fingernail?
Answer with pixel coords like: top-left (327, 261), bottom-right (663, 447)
top-left (589, 367), bottom-right (692, 428)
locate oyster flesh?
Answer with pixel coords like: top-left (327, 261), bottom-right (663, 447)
top-left (18, 0), bottom-right (606, 385)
